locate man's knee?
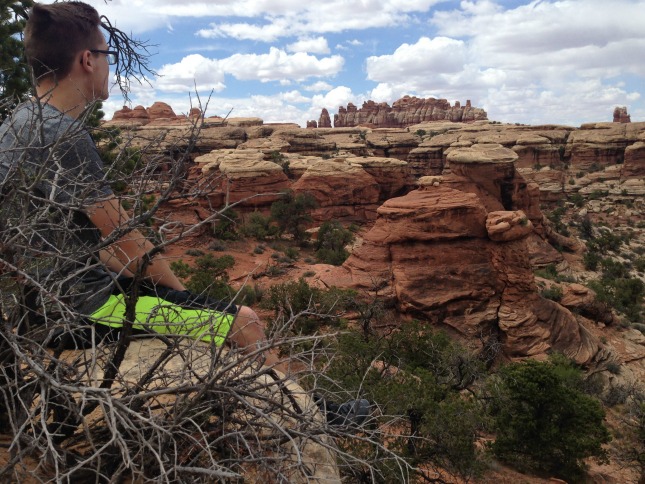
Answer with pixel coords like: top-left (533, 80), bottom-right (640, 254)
top-left (228, 305), bottom-right (266, 348)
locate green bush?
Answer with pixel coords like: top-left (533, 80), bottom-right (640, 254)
top-left (241, 212), bottom-right (278, 240)
top-left (212, 208), bottom-right (240, 241)
top-left (270, 191), bottom-right (317, 242)
top-left (588, 277), bottom-right (644, 323)
top-left (488, 356), bottom-right (611, 480)
top-left (261, 278), bottom-right (354, 335)
top-left (541, 285), bottom-right (563, 302)
top-left (583, 251), bottom-right (601, 271)
top-left (170, 253), bottom-right (236, 302)
top-left (315, 220), bottom-right (355, 265)
top-left (324, 322), bottom-right (486, 479)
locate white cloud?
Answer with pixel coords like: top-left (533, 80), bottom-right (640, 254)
top-left (366, 37), bottom-right (467, 88)
top-left (219, 48), bottom-right (344, 82)
top-left (156, 54), bottom-right (226, 92)
top-left (303, 81), bottom-right (333, 92)
top-left (195, 0), bottom-right (445, 41)
top-left (287, 37), bottom-right (330, 54)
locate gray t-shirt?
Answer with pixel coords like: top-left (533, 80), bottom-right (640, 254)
top-left (0, 101), bottom-right (114, 316)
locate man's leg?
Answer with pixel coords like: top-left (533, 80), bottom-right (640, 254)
top-left (228, 306), bottom-right (289, 375)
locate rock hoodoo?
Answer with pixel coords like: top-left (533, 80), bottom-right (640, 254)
top-left (341, 144), bottom-right (605, 365)
top-left (331, 96), bottom-right (487, 128)
top-left (613, 106), bottom-right (631, 123)
top-left (318, 108), bottom-right (332, 128)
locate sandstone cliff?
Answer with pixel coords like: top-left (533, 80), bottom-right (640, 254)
top-left (339, 144), bottom-right (607, 365)
top-left (332, 96), bottom-right (487, 128)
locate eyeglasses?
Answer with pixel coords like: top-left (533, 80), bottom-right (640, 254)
top-left (90, 49), bottom-right (118, 65)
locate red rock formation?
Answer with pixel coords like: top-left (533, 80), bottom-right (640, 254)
top-left (112, 105), bottom-right (150, 122)
top-left (341, 145), bottom-right (605, 364)
top-left (613, 106), bottom-right (631, 123)
top-left (292, 160), bottom-right (381, 222)
top-left (147, 101), bottom-right (177, 120)
top-left (332, 96), bottom-right (487, 128)
top-left (306, 120), bottom-right (317, 129)
top-left (318, 108), bottom-right (332, 128)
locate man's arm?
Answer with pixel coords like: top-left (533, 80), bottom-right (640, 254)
top-left (86, 196), bottom-right (186, 291)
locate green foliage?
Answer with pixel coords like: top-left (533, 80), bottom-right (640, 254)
top-left (580, 215), bottom-right (594, 239)
top-left (270, 190), bottom-right (317, 242)
top-left (103, 147), bottom-right (142, 194)
top-left (260, 278), bottom-right (354, 335)
top-left (324, 322), bottom-right (486, 479)
top-left (583, 251), bottom-right (601, 271)
top-left (540, 285), bottom-right (563, 302)
top-left (588, 189), bottom-right (609, 200)
top-left (415, 129), bottom-right (426, 137)
top-left (534, 264), bottom-right (575, 283)
top-left (170, 253), bottom-right (236, 301)
top-left (269, 150), bottom-right (291, 177)
top-left (212, 208), bottom-right (240, 241)
top-left (241, 212), bottom-right (278, 240)
top-left (569, 192), bottom-right (585, 207)
top-left (588, 277), bottom-right (644, 323)
top-left (546, 206), bottom-right (570, 236)
top-left (588, 228), bottom-right (624, 254)
top-left (488, 356), bottom-right (611, 480)
top-left (0, 0), bottom-right (33, 119)
top-left (315, 220), bottom-right (355, 265)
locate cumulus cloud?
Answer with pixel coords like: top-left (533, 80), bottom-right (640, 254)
top-left (196, 0), bottom-right (444, 41)
top-left (156, 54), bottom-right (226, 92)
top-left (366, 37), bottom-right (467, 88)
top-left (219, 48), bottom-right (344, 82)
top-left (303, 81), bottom-right (334, 92)
top-left (287, 37), bottom-right (330, 54)
top-left (152, 49), bottom-right (343, 93)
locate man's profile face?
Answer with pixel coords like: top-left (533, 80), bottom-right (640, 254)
top-left (91, 34), bottom-right (111, 101)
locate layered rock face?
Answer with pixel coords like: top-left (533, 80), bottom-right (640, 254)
top-left (332, 96), bottom-right (487, 128)
top-left (318, 108), bottom-right (332, 128)
top-left (342, 144), bottom-right (605, 365)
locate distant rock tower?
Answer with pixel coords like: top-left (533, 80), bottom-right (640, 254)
top-left (318, 108), bottom-right (332, 128)
top-left (613, 106), bottom-right (631, 123)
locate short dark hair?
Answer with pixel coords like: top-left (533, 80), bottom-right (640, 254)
top-left (24, 1), bottom-right (103, 82)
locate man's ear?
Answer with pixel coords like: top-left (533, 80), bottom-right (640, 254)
top-left (79, 50), bottom-right (95, 73)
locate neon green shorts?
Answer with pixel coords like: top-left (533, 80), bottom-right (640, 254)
top-left (90, 294), bottom-right (237, 346)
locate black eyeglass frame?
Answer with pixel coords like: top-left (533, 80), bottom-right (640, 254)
top-left (90, 49), bottom-right (118, 65)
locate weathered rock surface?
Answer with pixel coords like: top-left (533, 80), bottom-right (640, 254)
top-left (332, 96), bottom-right (487, 128)
top-left (292, 159), bottom-right (381, 222)
top-left (340, 145), bottom-right (606, 364)
top-left (195, 149), bottom-right (290, 207)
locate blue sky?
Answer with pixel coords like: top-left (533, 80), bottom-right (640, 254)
top-left (78, 0), bottom-right (644, 126)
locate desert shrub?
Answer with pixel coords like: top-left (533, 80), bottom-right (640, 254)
top-left (569, 192), bottom-right (585, 207)
top-left (535, 264), bottom-right (558, 280)
top-left (284, 246), bottom-right (299, 260)
top-left (415, 129), bottom-right (426, 137)
top-left (541, 285), bottom-right (563, 302)
top-left (487, 356), bottom-right (611, 481)
top-left (261, 279), bottom-right (354, 335)
top-left (583, 251), bottom-right (602, 271)
top-left (322, 322), bottom-right (487, 480)
top-left (546, 206), bottom-right (570, 236)
top-left (580, 214), bottom-right (594, 239)
top-left (270, 190), bottom-right (317, 242)
top-left (315, 220), bottom-right (355, 265)
top-left (241, 212), bottom-right (278, 240)
top-left (588, 229), bottom-right (624, 253)
top-left (171, 253), bottom-right (236, 301)
top-left (212, 207), bottom-right (240, 240)
top-left (588, 277), bottom-right (644, 323)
